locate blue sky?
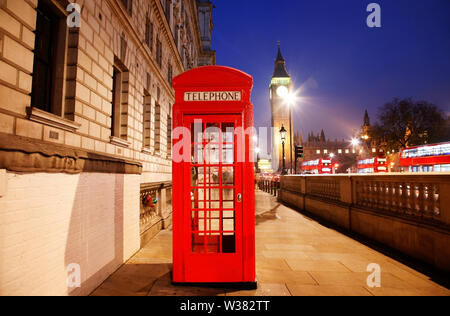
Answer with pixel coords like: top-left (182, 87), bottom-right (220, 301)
top-left (211, 0), bottom-right (450, 140)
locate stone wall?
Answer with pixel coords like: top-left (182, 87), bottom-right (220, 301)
top-left (279, 174), bottom-right (450, 272)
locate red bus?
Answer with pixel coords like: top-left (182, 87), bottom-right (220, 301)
top-left (302, 159), bottom-right (333, 174)
top-left (357, 157), bottom-right (388, 174)
top-left (400, 142), bottom-right (450, 173)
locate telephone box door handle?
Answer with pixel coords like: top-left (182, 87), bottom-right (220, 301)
top-left (237, 193), bottom-right (242, 202)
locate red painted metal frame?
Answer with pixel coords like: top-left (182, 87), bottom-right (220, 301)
top-left (172, 66), bottom-right (255, 284)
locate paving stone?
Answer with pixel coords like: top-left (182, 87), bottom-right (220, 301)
top-left (90, 191), bottom-right (450, 296)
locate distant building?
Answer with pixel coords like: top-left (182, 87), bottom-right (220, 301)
top-left (295, 130), bottom-right (358, 173)
top-left (0, 0), bottom-right (215, 296)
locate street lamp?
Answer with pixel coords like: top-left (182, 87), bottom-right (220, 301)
top-left (280, 125), bottom-right (288, 175)
top-left (255, 147), bottom-right (261, 174)
top-left (351, 138), bottom-right (361, 147)
top-left (283, 91), bottom-right (298, 174)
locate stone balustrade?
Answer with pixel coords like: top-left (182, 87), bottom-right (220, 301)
top-left (140, 181), bottom-right (173, 246)
top-left (279, 174), bottom-right (450, 272)
top-left (257, 178), bottom-right (280, 197)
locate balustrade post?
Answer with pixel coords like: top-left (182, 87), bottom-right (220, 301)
top-left (440, 182), bottom-right (450, 225)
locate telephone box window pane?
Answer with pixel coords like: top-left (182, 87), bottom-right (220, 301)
top-left (223, 201), bottom-right (234, 209)
top-left (207, 189), bottom-right (220, 208)
top-left (223, 219), bottom-right (235, 232)
top-left (222, 234), bottom-right (236, 254)
top-left (194, 167), bottom-right (204, 186)
top-left (208, 218), bottom-right (221, 232)
top-left (205, 144), bottom-right (220, 164)
top-left (206, 235), bottom-right (220, 253)
top-left (204, 167), bottom-right (220, 186)
top-left (223, 144), bottom-right (234, 164)
top-left (191, 122), bottom-right (204, 144)
top-left (223, 211), bottom-right (234, 218)
top-left (222, 123), bottom-right (235, 143)
top-left (205, 123), bottom-right (220, 143)
top-left (191, 211), bottom-right (202, 231)
top-left (223, 189), bottom-right (234, 209)
top-left (222, 167), bottom-right (234, 185)
top-left (191, 189), bottom-right (204, 209)
top-left (192, 234), bottom-right (205, 253)
top-left (223, 189), bottom-right (234, 200)
top-left (192, 145), bottom-right (203, 164)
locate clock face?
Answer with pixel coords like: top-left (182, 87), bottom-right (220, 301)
top-left (276, 85), bottom-right (289, 98)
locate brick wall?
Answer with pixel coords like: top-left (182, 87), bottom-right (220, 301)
top-left (0, 172), bottom-right (140, 296)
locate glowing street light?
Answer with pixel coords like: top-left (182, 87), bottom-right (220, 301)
top-left (280, 90), bottom-right (300, 174)
top-left (351, 138), bottom-right (361, 147)
top-left (280, 125), bottom-right (288, 175)
top-left (330, 153), bottom-right (335, 159)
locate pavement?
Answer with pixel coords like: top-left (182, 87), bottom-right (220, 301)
top-left (91, 190), bottom-right (450, 296)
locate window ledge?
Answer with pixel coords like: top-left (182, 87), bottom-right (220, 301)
top-left (110, 136), bottom-right (131, 148)
top-left (141, 147), bottom-right (154, 155)
top-left (27, 107), bottom-right (81, 133)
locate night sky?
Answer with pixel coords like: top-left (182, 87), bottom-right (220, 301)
top-left (211, 0), bottom-right (450, 140)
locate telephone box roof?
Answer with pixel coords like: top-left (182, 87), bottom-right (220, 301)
top-left (173, 65), bottom-right (253, 89)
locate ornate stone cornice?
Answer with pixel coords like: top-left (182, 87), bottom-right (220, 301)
top-left (0, 133), bottom-right (142, 175)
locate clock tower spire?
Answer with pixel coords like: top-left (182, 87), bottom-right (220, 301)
top-left (270, 42), bottom-right (293, 173)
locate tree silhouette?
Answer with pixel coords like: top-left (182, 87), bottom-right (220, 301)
top-left (371, 98), bottom-right (449, 151)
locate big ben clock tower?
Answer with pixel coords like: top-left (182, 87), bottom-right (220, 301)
top-left (270, 42), bottom-right (293, 172)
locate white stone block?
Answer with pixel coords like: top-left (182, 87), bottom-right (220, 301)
top-left (0, 169), bottom-right (7, 197)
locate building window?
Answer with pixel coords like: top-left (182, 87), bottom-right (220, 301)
top-left (143, 89), bottom-right (152, 150)
top-left (111, 58), bottom-right (129, 141)
top-left (155, 103), bottom-right (162, 153)
top-left (345, 149), bottom-right (350, 154)
top-left (156, 37), bottom-right (162, 67)
top-left (338, 149), bottom-right (342, 154)
top-left (167, 108), bottom-right (172, 158)
top-left (316, 150), bottom-right (321, 154)
top-left (165, 0), bottom-right (171, 24)
top-left (120, 33), bottom-right (127, 62)
top-left (168, 63), bottom-right (173, 85)
top-left (31, 0), bottom-right (68, 116)
top-left (372, 148), bottom-right (377, 153)
top-left (145, 16), bottom-right (153, 52)
top-left (121, 0), bottom-right (133, 16)
top-left (324, 149), bottom-right (328, 154)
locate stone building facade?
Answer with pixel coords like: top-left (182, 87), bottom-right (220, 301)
top-left (0, 0), bottom-right (215, 296)
top-left (295, 131), bottom-right (359, 173)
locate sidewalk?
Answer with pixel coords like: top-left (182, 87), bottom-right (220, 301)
top-left (91, 190), bottom-right (449, 296)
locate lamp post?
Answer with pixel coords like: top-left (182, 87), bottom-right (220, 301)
top-left (288, 103), bottom-right (293, 174)
top-left (284, 93), bottom-right (295, 174)
top-left (280, 125), bottom-right (288, 175)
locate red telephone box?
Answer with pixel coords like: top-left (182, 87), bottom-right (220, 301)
top-left (172, 66), bottom-right (256, 286)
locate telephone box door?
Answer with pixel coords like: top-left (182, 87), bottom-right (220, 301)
top-left (184, 115), bottom-right (244, 283)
